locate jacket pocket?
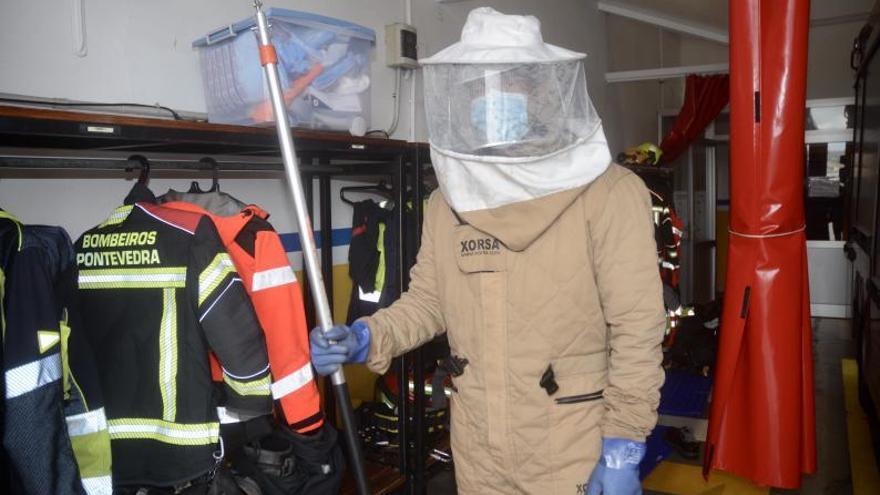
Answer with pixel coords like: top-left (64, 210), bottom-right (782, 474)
top-left (550, 352), bottom-right (608, 405)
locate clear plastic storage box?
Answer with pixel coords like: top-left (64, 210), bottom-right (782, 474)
top-left (193, 8), bottom-right (375, 130)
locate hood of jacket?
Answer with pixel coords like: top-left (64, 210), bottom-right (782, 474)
top-left (431, 128), bottom-right (612, 251)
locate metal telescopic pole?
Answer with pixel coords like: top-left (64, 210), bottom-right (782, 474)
top-left (252, 2), bottom-right (370, 494)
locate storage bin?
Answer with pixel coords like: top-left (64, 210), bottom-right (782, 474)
top-left (193, 8), bottom-right (375, 131)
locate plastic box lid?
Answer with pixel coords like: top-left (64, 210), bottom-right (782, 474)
top-left (193, 7), bottom-right (376, 48)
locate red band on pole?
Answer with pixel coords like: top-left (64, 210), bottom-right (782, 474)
top-left (259, 45), bottom-right (278, 66)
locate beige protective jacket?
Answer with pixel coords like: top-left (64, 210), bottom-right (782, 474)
top-left (365, 164), bottom-right (665, 495)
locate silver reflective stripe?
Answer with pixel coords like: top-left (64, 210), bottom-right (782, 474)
top-left (66, 407), bottom-right (108, 437)
top-left (215, 406), bottom-right (266, 425)
top-left (108, 419), bottom-right (219, 445)
top-left (78, 272), bottom-right (186, 287)
top-left (79, 273), bottom-right (185, 283)
top-left (252, 266), bottom-right (296, 292)
top-left (271, 362), bottom-right (314, 399)
top-left (109, 423), bottom-right (218, 440)
top-left (81, 475), bottom-right (113, 495)
top-left (5, 353), bottom-right (62, 399)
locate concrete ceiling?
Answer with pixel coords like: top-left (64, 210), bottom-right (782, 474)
top-left (615, 0), bottom-right (874, 30)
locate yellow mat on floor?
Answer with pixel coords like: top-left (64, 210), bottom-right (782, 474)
top-left (842, 358), bottom-right (880, 495)
top-left (642, 462), bottom-right (768, 495)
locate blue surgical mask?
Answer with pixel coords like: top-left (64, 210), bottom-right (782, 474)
top-left (470, 92), bottom-right (529, 144)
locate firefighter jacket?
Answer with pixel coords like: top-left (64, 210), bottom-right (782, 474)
top-left (0, 212), bottom-right (11, 492)
top-left (26, 225), bottom-right (113, 495)
top-left (346, 200), bottom-right (400, 323)
top-left (641, 174), bottom-right (683, 289)
top-left (75, 202), bottom-right (273, 488)
top-left (2, 211), bottom-right (86, 495)
top-left (365, 164), bottom-right (666, 495)
top-left (160, 199), bottom-right (323, 433)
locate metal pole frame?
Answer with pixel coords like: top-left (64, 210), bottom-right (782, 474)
top-left (252, 2), bottom-right (369, 493)
top-left (390, 154), bottom-right (410, 488)
top-left (410, 147), bottom-right (426, 494)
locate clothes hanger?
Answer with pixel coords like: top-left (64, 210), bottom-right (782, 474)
top-left (128, 155), bottom-right (150, 185)
top-left (203, 157), bottom-right (220, 193)
top-left (340, 180), bottom-right (395, 208)
top-left (187, 179), bottom-right (203, 193)
top-left (188, 157), bottom-right (220, 193)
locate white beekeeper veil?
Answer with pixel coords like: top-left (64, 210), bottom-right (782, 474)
top-left (421, 7), bottom-right (611, 213)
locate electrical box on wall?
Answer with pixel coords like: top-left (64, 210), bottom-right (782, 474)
top-left (385, 23), bottom-right (418, 69)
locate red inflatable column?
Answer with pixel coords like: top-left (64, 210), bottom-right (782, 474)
top-left (704, 0), bottom-right (817, 488)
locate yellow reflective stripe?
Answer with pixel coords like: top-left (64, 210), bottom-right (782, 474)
top-left (223, 373), bottom-right (271, 397)
top-left (198, 253), bottom-right (236, 306)
top-left (78, 267), bottom-right (186, 289)
top-left (0, 210), bottom-right (22, 223)
top-left (374, 222), bottom-right (386, 292)
top-left (69, 429), bottom-right (112, 480)
top-left (158, 288), bottom-right (178, 421)
top-left (72, 434), bottom-right (112, 479)
top-left (60, 317), bottom-right (73, 401)
top-left (98, 205), bottom-right (133, 228)
top-left (0, 269), bottom-right (5, 340)
top-left (107, 418), bottom-right (219, 446)
top-left (0, 211), bottom-right (22, 250)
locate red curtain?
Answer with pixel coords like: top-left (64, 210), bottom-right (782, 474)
top-left (659, 74), bottom-right (729, 164)
top-left (704, 0), bottom-right (816, 488)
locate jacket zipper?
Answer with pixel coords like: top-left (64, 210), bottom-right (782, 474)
top-left (554, 390), bottom-right (604, 404)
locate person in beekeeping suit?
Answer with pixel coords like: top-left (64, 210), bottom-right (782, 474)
top-left (310, 7), bottom-right (665, 495)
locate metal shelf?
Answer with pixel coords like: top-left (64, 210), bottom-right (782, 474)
top-left (0, 104), bottom-right (410, 165)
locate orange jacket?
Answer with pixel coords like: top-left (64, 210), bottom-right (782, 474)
top-left (163, 202), bottom-right (323, 432)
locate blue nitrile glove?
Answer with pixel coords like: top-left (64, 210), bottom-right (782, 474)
top-left (586, 438), bottom-right (647, 495)
top-left (309, 321), bottom-right (371, 376)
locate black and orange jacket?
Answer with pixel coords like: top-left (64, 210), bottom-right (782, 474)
top-left (161, 201), bottom-right (323, 433)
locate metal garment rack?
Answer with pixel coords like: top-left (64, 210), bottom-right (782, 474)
top-left (0, 104), bottom-right (435, 494)
top-left (300, 155), bottom-right (413, 495)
